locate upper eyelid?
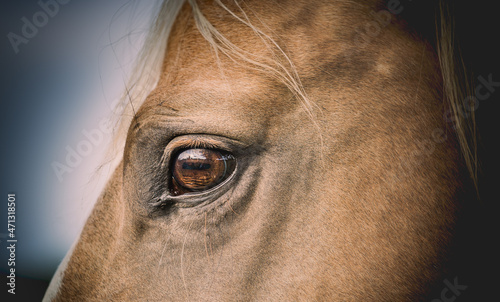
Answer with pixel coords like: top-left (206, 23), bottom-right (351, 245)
top-left (159, 134), bottom-right (246, 168)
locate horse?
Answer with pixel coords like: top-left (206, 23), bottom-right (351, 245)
top-left (44, 0), bottom-right (478, 300)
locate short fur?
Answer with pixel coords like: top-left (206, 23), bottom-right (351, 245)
top-left (44, 0), bottom-right (475, 300)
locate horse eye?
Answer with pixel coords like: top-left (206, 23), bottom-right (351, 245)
top-left (170, 148), bottom-right (236, 196)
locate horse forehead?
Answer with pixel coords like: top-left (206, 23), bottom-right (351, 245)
top-left (138, 78), bottom-right (295, 138)
top-left (162, 0), bottom-right (391, 78)
top-left (155, 0), bottom-right (399, 112)
top-left (155, 80), bottom-right (285, 109)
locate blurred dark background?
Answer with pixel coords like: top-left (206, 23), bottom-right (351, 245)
top-left (433, 1), bottom-right (498, 301)
top-left (401, 1), bottom-right (499, 301)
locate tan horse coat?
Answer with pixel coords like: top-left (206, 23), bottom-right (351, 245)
top-left (45, 0), bottom-right (472, 300)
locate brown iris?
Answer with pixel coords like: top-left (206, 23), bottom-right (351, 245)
top-left (170, 149), bottom-right (236, 196)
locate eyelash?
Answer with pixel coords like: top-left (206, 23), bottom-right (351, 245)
top-left (159, 139), bottom-right (225, 168)
top-left (178, 140), bottom-right (220, 149)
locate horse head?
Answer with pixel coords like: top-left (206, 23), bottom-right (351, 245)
top-left (44, 0), bottom-right (474, 300)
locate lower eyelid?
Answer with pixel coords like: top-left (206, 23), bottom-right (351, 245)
top-left (150, 160), bottom-right (239, 209)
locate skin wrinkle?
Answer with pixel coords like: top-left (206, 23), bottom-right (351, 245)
top-left (45, 1), bottom-right (473, 301)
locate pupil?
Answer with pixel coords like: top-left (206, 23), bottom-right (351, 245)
top-left (182, 162), bottom-right (211, 170)
top-left (170, 148), bottom-right (236, 195)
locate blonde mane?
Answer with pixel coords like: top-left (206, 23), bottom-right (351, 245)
top-left (436, 1), bottom-right (478, 190)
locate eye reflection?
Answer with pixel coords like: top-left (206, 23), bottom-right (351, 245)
top-left (170, 148), bottom-right (236, 196)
